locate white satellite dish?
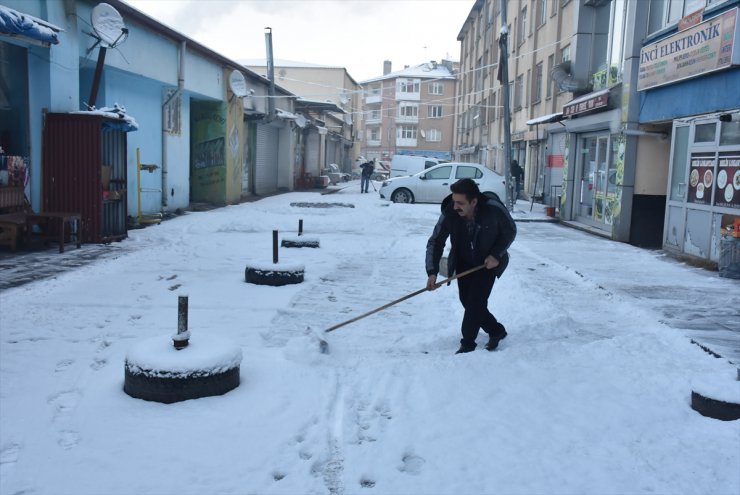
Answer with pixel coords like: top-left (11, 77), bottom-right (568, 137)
top-left (91, 3), bottom-right (127, 48)
top-left (339, 92), bottom-right (349, 105)
top-left (295, 114), bottom-right (307, 128)
top-left (420, 129), bottom-right (426, 139)
top-left (229, 70), bottom-right (248, 97)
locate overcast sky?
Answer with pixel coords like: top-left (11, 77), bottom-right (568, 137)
top-left (123, 0), bottom-right (474, 82)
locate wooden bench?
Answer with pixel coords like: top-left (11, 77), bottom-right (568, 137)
top-left (0, 186), bottom-right (82, 253)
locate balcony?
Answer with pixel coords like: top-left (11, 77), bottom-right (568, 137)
top-left (395, 115), bottom-right (419, 124)
top-left (366, 139), bottom-right (382, 147)
top-left (396, 137), bottom-right (417, 147)
top-left (366, 115), bottom-right (382, 124)
top-left (365, 94), bottom-right (382, 104)
top-left (395, 91), bottom-right (420, 101)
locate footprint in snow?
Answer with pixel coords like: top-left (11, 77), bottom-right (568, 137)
top-left (398, 453), bottom-right (425, 475)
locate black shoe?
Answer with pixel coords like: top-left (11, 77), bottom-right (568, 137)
top-left (485, 328), bottom-right (507, 351)
top-left (455, 344), bottom-right (476, 354)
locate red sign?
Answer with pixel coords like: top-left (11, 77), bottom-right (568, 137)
top-left (547, 155), bottom-right (564, 168)
top-left (679, 9), bottom-right (704, 31)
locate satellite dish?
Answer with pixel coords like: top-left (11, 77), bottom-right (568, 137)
top-left (91, 3), bottom-right (127, 48)
top-left (339, 92), bottom-right (349, 105)
top-left (295, 114), bottom-right (307, 128)
top-left (229, 70), bottom-right (248, 97)
top-left (420, 129), bottom-right (426, 139)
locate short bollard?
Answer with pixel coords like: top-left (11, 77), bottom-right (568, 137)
top-left (173, 295), bottom-right (190, 350)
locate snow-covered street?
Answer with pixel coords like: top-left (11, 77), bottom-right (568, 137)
top-left (1, 186), bottom-right (738, 495)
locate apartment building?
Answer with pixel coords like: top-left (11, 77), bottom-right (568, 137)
top-left (360, 60), bottom-right (458, 162)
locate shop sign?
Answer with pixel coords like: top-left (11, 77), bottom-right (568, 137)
top-left (547, 154), bottom-right (565, 168)
top-left (563, 90), bottom-right (609, 117)
top-left (679, 9), bottom-right (704, 31)
top-left (715, 156), bottom-right (740, 209)
top-left (638, 8), bottom-right (739, 91)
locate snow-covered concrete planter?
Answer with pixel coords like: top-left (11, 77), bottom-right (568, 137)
top-left (124, 334), bottom-right (242, 404)
top-left (690, 375), bottom-right (740, 421)
top-left (244, 261), bottom-right (305, 286)
top-left (280, 235), bottom-right (320, 248)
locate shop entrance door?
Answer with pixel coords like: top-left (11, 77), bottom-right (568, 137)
top-left (575, 134), bottom-right (610, 227)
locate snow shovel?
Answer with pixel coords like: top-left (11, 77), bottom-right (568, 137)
top-left (324, 264), bottom-right (485, 334)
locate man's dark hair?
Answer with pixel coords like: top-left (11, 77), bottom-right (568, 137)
top-left (450, 178), bottom-right (481, 201)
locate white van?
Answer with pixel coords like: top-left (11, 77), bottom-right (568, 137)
top-left (390, 155), bottom-right (440, 177)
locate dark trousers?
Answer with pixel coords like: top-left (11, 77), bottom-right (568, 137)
top-left (457, 267), bottom-right (501, 348)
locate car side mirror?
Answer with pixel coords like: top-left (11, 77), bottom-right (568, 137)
top-left (419, 175), bottom-right (426, 180)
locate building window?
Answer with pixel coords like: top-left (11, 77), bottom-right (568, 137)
top-left (514, 75), bottom-right (523, 110)
top-left (428, 82), bottom-right (443, 95)
top-left (369, 128), bottom-right (380, 141)
top-left (533, 62), bottom-right (543, 104)
top-left (398, 103), bottom-right (418, 118)
top-left (551, 0), bottom-right (558, 15)
top-left (427, 129), bottom-right (442, 142)
top-left (648, 0), bottom-right (714, 35)
top-left (369, 108), bottom-right (381, 120)
top-left (398, 125), bottom-right (417, 139)
top-left (397, 79), bottom-right (420, 93)
top-left (490, 91), bottom-right (497, 122)
top-left (560, 44), bottom-right (570, 63)
top-left (538, 0), bottom-right (548, 27)
top-left (519, 7), bottom-right (528, 45)
top-left (428, 105), bottom-right (443, 118)
top-left (369, 84), bottom-right (381, 96)
top-left (546, 54), bottom-right (554, 98)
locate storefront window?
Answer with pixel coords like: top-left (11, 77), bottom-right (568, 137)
top-left (694, 123), bottom-right (716, 143)
top-left (720, 121), bottom-right (740, 146)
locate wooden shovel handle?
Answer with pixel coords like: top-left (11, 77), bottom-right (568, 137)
top-left (324, 264), bottom-right (485, 334)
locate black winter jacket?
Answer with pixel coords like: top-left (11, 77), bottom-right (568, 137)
top-left (426, 194), bottom-right (516, 279)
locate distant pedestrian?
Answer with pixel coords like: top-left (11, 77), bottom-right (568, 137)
top-left (511, 159), bottom-right (523, 200)
top-left (360, 159), bottom-right (375, 193)
top-left (425, 178), bottom-right (517, 354)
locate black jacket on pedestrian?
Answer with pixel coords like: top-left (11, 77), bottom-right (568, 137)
top-left (360, 162), bottom-right (374, 177)
top-left (426, 193), bottom-right (516, 279)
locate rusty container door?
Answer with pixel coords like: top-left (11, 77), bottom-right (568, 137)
top-left (43, 113), bottom-right (128, 243)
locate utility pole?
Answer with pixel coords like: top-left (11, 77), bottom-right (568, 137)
top-left (265, 27), bottom-right (275, 122)
top-left (498, 1), bottom-right (514, 211)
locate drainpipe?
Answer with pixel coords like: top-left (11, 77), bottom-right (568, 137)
top-left (265, 27), bottom-right (275, 122)
top-left (161, 40), bottom-right (186, 210)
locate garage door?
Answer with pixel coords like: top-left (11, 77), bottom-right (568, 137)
top-left (255, 124), bottom-right (279, 195)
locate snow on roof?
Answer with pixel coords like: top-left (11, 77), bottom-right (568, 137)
top-left (239, 58), bottom-right (345, 70)
top-left (0, 5), bottom-right (63, 45)
top-left (361, 62), bottom-right (457, 84)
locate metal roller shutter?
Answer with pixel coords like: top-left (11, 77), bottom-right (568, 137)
top-left (255, 124), bottom-right (279, 194)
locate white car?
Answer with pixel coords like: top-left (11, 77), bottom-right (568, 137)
top-left (378, 162), bottom-right (507, 204)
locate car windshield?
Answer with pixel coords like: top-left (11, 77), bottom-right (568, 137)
top-left (422, 166), bottom-right (452, 180)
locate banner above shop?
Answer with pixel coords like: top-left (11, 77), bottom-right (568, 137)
top-left (562, 88), bottom-right (609, 117)
top-left (638, 7), bottom-right (739, 91)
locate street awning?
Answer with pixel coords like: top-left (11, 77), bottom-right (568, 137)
top-left (526, 112), bottom-right (564, 125)
top-left (0, 6), bottom-right (62, 46)
top-left (276, 108), bottom-right (298, 120)
top-left (295, 98), bottom-right (345, 114)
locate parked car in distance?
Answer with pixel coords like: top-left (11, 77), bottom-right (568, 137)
top-left (390, 154), bottom-right (440, 177)
top-left (379, 162), bottom-right (506, 204)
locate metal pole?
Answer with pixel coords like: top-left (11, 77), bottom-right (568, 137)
top-left (499, 1), bottom-right (514, 211)
top-left (298, 219), bottom-right (303, 236)
top-left (174, 295), bottom-right (189, 350)
top-left (273, 230), bottom-right (279, 264)
top-left (88, 46), bottom-right (107, 109)
top-left (265, 27), bottom-right (275, 121)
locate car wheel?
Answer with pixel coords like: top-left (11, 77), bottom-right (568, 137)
top-left (483, 191), bottom-right (502, 202)
top-left (391, 188), bottom-right (414, 203)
